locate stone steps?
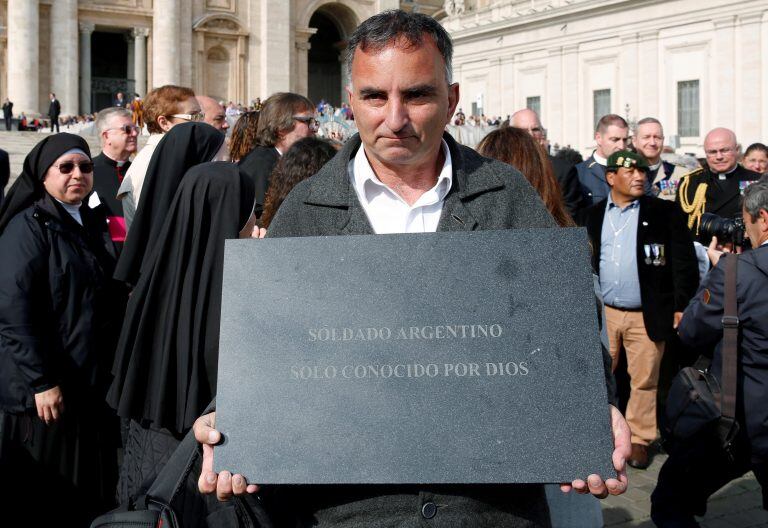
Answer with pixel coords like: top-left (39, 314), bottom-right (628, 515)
top-left (0, 130), bottom-right (147, 193)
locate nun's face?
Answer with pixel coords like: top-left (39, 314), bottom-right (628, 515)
top-left (43, 152), bottom-right (94, 204)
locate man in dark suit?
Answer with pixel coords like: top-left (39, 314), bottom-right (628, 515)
top-left (0, 148), bottom-right (9, 206)
top-left (652, 180), bottom-right (768, 527)
top-left (571, 114), bottom-right (631, 207)
top-left (2, 99), bottom-right (13, 131)
top-left (677, 127), bottom-right (761, 243)
top-left (48, 93), bottom-right (61, 133)
top-left (238, 92), bottom-right (316, 218)
top-left (581, 150), bottom-right (699, 469)
top-left (511, 108), bottom-right (583, 217)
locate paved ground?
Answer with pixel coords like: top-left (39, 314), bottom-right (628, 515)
top-left (600, 449), bottom-right (768, 528)
top-left (2, 131), bottom-right (766, 527)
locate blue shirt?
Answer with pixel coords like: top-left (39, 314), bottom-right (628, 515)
top-left (600, 195), bottom-right (642, 308)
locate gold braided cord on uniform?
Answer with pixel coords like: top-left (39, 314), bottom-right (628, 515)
top-left (678, 170), bottom-right (707, 234)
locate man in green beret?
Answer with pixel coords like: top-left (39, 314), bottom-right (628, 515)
top-left (580, 149), bottom-right (700, 469)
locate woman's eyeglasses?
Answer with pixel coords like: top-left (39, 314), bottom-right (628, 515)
top-left (167, 112), bottom-right (205, 122)
top-left (54, 161), bottom-right (94, 174)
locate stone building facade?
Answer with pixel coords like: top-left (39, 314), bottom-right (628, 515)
top-left (442, 0), bottom-right (768, 154)
top-left (0, 0), bottom-right (443, 117)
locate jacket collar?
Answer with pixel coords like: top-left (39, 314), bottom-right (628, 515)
top-left (304, 132), bottom-right (504, 208)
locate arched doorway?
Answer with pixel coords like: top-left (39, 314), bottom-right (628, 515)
top-left (304, 2), bottom-right (359, 106)
top-left (308, 12), bottom-right (343, 107)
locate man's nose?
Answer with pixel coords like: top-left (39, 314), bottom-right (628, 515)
top-left (385, 98), bottom-right (409, 132)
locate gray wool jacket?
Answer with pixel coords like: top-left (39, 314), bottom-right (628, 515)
top-left (260, 133), bottom-right (612, 528)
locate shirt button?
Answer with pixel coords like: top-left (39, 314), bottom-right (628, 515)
top-left (421, 502), bottom-right (437, 519)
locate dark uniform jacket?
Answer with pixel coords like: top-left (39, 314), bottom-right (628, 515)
top-left (676, 165), bottom-right (761, 241)
top-left (581, 196), bottom-right (700, 342)
top-left (238, 145), bottom-right (280, 217)
top-left (257, 132), bottom-right (616, 528)
top-left (549, 154), bottom-right (582, 218)
top-left (0, 195), bottom-right (122, 412)
top-left (571, 154), bottom-right (609, 208)
top-left (679, 246), bottom-right (768, 459)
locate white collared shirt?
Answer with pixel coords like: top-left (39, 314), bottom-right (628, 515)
top-left (593, 151), bottom-right (607, 166)
top-left (348, 140), bottom-right (453, 234)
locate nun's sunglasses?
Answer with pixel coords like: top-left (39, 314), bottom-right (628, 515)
top-left (54, 161), bottom-right (94, 174)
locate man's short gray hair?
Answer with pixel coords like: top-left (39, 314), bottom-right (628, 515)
top-left (743, 181), bottom-right (768, 221)
top-left (345, 9), bottom-right (453, 86)
top-left (95, 106), bottom-right (132, 137)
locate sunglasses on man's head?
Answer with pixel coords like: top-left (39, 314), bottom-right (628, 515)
top-left (54, 161), bottom-right (94, 174)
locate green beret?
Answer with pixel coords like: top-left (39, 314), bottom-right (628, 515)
top-left (606, 150), bottom-right (649, 171)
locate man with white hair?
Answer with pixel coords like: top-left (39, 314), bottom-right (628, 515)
top-left (92, 106), bottom-right (138, 246)
top-left (676, 127), bottom-right (761, 241)
top-left (632, 117), bottom-right (688, 201)
top-left (511, 108), bottom-right (583, 217)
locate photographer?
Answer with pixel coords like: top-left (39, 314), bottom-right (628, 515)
top-left (651, 181), bottom-right (768, 527)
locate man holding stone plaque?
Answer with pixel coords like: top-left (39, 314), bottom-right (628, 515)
top-left (195, 10), bottom-right (631, 526)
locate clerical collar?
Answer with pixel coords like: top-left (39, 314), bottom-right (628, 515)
top-left (54, 198), bottom-right (83, 225)
top-left (648, 160), bottom-right (663, 171)
top-left (102, 152), bottom-right (129, 167)
top-left (714, 165), bottom-right (738, 179)
top-left (593, 152), bottom-right (607, 166)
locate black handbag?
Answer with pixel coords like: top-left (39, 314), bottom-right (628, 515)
top-left (90, 426), bottom-right (270, 528)
top-left (664, 254), bottom-right (740, 453)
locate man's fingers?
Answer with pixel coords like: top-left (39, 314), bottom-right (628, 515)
top-left (570, 479), bottom-right (589, 494)
top-left (193, 412), bottom-right (219, 445)
top-left (198, 444), bottom-right (217, 494)
top-left (50, 404), bottom-right (60, 422)
top-left (559, 483), bottom-right (572, 493)
top-left (232, 474), bottom-right (247, 495)
top-left (246, 484), bottom-right (260, 493)
top-left (587, 474), bottom-right (608, 499)
top-left (216, 470), bottom-right (234, 501)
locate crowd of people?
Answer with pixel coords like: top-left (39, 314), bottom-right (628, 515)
top-left (0, 8), bottom-right (767, 528)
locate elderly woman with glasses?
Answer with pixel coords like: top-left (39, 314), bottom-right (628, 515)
top-left (0, 133), bottom-right (125, 525)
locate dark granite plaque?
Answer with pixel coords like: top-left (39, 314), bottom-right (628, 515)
top-left (214, 229), bottom-right (614, 484)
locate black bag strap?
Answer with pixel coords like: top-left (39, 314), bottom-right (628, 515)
top-left (721, 254), bottom-right (739, 423)
top-left (143, 429), bottom-right (201, 510)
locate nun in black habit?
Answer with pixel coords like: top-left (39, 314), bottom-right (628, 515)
top-left (107, 162), bottom-right (256, 505)
top-left (113, 121), bottom-right (226, 287)
top-left (0, 134), bottom-right (124, 525)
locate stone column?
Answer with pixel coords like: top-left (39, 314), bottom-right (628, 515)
top-left (294, 27), bottom-right (316, 97)
top-left (637, 30), bottom-right (659, 121)
top-left (79, 22), bottom-right (95, 115)
top-left (7, 0), bottom-right (39, 115)
top-left (736, 14), bottom-right (762, 144)
top-left (153, 0), bottom-right (181, 87)
top-left (50, 0), bottom-right (78, 116)
top-left (133, 28), bottom-right (149, 97)
top-left (260, 0), bottom-right (291, 96)
top-left (713, 16), bottom-right (736, 128)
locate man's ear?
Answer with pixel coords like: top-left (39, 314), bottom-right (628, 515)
top-left (447, 83), bottom-right (460, 122)
top-left (605, 170), bottom-right (616, 187)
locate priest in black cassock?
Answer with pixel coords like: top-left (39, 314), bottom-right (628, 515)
top-left (676, 127), bottom-right (761, 244)
top-left (91, 107), bottom-right (138, 248)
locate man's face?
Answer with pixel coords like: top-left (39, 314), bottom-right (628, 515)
top-left (743, 205), bottom-right (768, 249)
top-left (704, 132), bottom-right (738, 173)
top-left (103, 114), bottom-right (138, 157)
top-left (595, 125), bottom-right (629, 159)
top-left (633, 123), bottom-right (664, 162)
top-left (606, 166), bottom-right (647, 200)
top-left (347, 37), bottom-right (459, 169)
top-left (199, 97), bottom-right (229, 131)
top-left (512, 110), bottom-right (546, 148)
top-left (277, 109), bottom-right (316, 151)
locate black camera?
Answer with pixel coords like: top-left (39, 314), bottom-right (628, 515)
top-left (699, 213), bottom-right (747, 248)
